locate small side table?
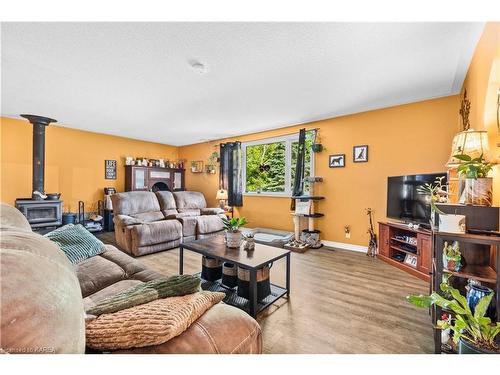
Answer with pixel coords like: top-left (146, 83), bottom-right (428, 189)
top-left (223, 207), bottom-right (234, 218)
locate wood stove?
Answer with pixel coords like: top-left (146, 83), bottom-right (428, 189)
top-left (15, 199), bottom-right (62, 228)
top-left (15, 114), bottom-right (62, 229)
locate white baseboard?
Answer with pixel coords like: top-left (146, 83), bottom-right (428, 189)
top-left (321, 240), bottom-right (368, 253)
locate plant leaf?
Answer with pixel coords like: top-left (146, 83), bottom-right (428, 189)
top-left (453, 154), bottom-right (472, 161)
top-left (473, 292), bottom-right (494, 319)
top-left (448, 285), bottom-right (470, 312)
top-left (406, 295), bottom-right (432, 308)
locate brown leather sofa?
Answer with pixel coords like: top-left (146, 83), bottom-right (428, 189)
top-left (112, 191), bottom-right (183, 256)
top-left (0, 203), bottom-right (262, 354)
top-left (159, 191), bottom-right (226, 241)
top-left (113, 191), bottom-right (225, 256)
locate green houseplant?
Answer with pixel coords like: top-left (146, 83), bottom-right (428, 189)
top-left (454, 153), bottom-right (493, 206)
top-left (407, 283), bottom-right (500, 353)
top-left (222, 217), bottom-right (248, 248)
top-left (417, 176), bottom-right (448, 228)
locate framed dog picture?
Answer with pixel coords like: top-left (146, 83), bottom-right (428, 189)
top-left (353, 145), bottom-right (368, 163)
top-left (329, 154), bottom-right (345, 168)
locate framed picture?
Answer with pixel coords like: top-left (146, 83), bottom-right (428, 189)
top-left (353, 145), bottom-right (368, 162)
top-left (404, 253), bottom-right (418, 268)
top-left (105, 160), bottom-right (117, 180)
top-left (329, 154), bottom-right (345, 168)
top-left (190, 160), bottom-right (204, 173)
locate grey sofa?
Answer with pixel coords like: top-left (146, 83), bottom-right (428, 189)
top-left (112, 191), bottom-right (225, 256)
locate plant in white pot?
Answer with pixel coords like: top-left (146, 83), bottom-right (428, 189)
top-left (454, 153), bottom-right (493, 206)
top-left (222, 217), bottom-right (248, 248)
top-left (417, 176), bottom-right (448, 229)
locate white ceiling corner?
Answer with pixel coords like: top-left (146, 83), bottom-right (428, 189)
top-left (1, 22), bottom-right (484, 146)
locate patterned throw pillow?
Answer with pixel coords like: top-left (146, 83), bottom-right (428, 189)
top-left (45, 224), bottom-right (104, 264)
top-left (85, 291), bottom-right (225, 350)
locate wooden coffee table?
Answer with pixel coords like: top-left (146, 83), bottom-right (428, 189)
top-left (179, 234), bottom-right (291, 318)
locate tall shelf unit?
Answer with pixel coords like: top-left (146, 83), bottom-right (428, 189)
top-left (432, 231), bottom-right (500, 353)
top-left (286, 176), bottom-right (324, 252)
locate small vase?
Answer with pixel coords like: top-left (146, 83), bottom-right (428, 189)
top-left (243, 237), bottom-right (255, 251)
top-left (442, 254), bottom-right (461, 272)
top-left (430, 207), bottom-right (436, 230)
top-left (466, 284), bottom-right (494, 317)
top-left (226, 230), bottom-right (242, 248)
top-left (222, 262), bottom-right (238, 288)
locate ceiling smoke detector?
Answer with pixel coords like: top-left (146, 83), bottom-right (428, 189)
top-left (190, 61), bottom-right (208, 75)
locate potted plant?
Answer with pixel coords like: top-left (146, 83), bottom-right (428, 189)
top-left (206, 152), bottom-right (219, 174)
top-left (417, 176), bottom-right (448, 228)
top-left (442, 241), bottom-right (462, 272)
top-left (454, 153), bottom-right (493, 206)
top-left (407, 283), bottom-right (500, 354)
top-left (222, 217), bottom-right (248, 248)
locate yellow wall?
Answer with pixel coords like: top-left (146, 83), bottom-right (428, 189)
top-left (460, 22), bottom-right (500, 204)
top-left (2, 23), bottom-right (496, 248)
top-left (0, 117), bottom-right (178, 212)
top-left (179, 96), bottom-right (460, 246)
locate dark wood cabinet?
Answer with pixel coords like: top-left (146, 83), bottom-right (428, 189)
top-left (125, 166), bottom-right (185, 192)
top-left (417, 233), bottom-right (432, 275)
top-left (378, 222), bottom-right (431, 282)
top-left (379, 223), bottom-right (390, 257)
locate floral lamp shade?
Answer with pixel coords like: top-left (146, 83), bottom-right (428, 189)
top-left (447, 129), bottom-right (489, 167)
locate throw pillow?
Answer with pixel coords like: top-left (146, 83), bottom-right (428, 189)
top-left (85, 291), bottom-right (225, 350)
top-left (45, 224), bottom-right (104, 264)
top-left (86, 275), bottom-right (201, 316)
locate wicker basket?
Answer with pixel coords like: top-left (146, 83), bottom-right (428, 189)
top-left (237, 264), bottom-right (271, 301)
top-left (201, 256), bottom-right (222, 281)
top-left (222, 262), bottom-right (238, 288)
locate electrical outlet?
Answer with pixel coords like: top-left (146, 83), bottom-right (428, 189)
top-left (344, 225), bottom-right (351, 239)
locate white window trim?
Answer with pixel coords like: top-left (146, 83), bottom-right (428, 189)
top-left (241, 133), bottom-right (315, 198)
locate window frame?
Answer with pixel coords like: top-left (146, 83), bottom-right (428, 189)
top-left (241, 133), bottom-right (315, 197)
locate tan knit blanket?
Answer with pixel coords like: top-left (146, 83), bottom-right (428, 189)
top-left (86, 291), bottom-right (225, 350)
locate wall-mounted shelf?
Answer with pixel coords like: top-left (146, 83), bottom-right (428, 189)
top-left (292, 196), bottom-right (325, 200)
top-left (302, 213), bottom-right (324, 218)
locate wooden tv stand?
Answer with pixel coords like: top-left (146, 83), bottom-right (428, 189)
top-left (378, 221), bottom-right (431, 282)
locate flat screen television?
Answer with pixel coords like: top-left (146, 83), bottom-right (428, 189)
top-left (387, 173), bottom-right (447, 226)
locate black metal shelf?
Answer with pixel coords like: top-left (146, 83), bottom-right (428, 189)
top-left (198, 275), bottom-right (288, 316)
top-left (297, 213), bottom-right (324, 218)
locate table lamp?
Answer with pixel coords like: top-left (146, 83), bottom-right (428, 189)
top-left (216, 189), bottom-right (228, 209)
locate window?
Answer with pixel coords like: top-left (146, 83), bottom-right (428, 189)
top-left (242, 131), bottom-right (314, 196)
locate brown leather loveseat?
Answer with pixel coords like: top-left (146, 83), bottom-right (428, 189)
top-left (112, 191), bottom-right (225, 257)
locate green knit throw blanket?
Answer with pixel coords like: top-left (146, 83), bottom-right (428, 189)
top-left (87, 275), bottom-right (201, 316)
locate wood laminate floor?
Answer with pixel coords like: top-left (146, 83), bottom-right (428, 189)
top-left (97, 232), bottom-right (434, 354)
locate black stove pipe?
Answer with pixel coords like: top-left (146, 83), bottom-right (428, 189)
top-left (20, 114), bottom-right (57, 200)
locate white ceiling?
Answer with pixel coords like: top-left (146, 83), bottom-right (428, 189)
top-left (1, 22), bottom-right (484, 146)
